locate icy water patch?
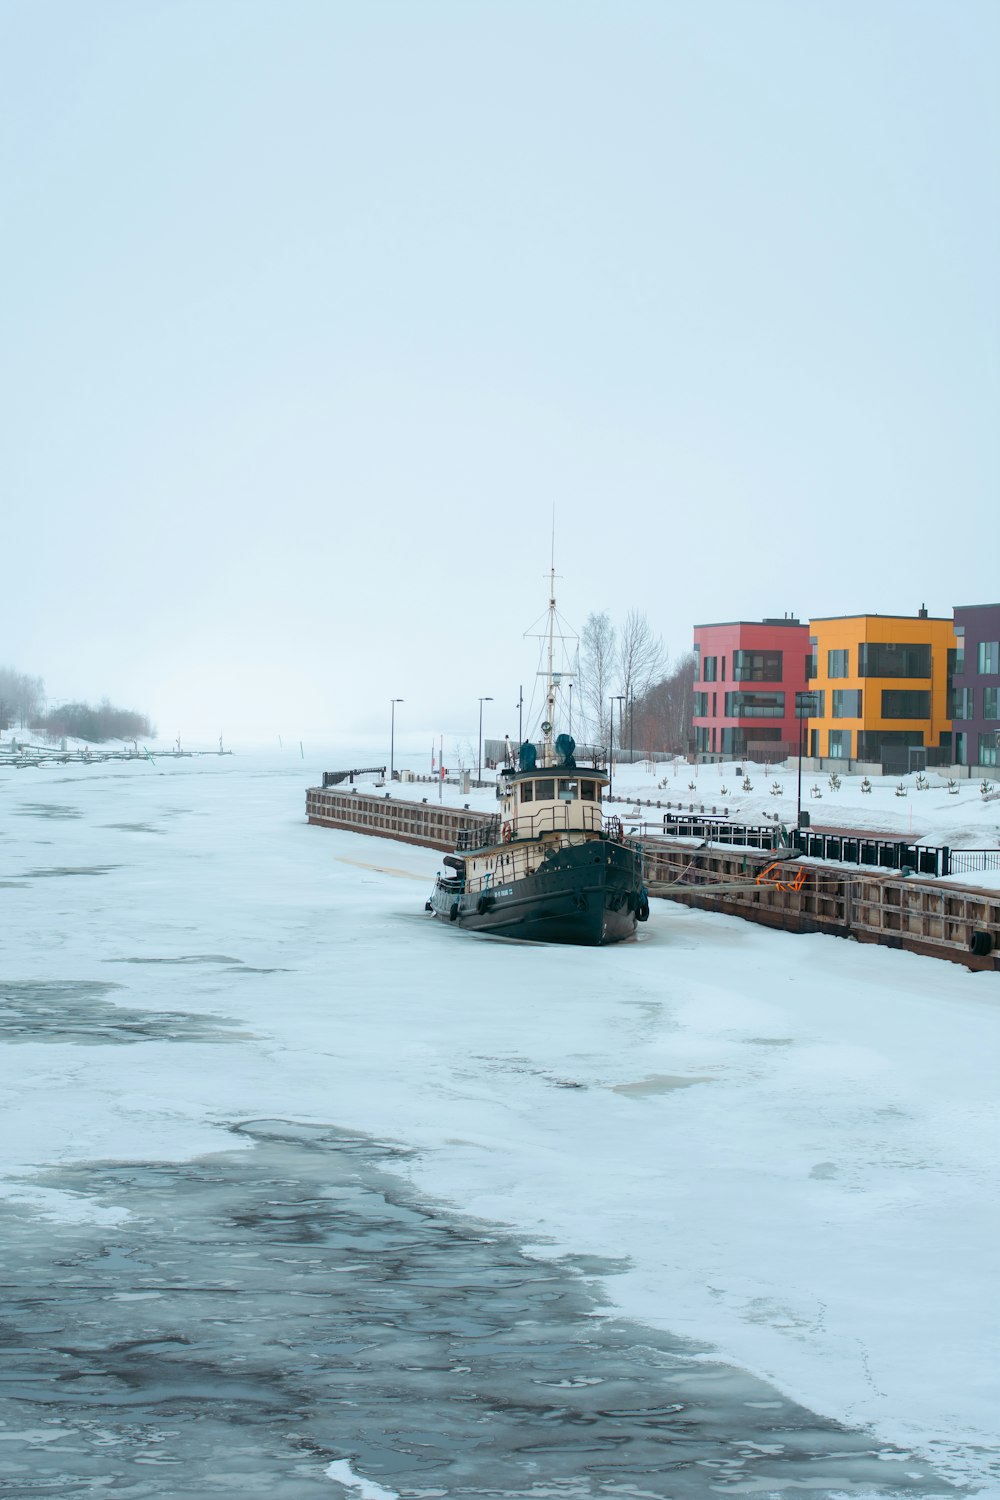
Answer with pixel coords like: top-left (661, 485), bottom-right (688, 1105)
top-left (12, 802), bottom-right (83, 820)
top-left (0, 1120), bottom-right (956, 1498)
top-left (0, 981), bottom-right (246, 1045)
top-left (20, 864), bottom-right (121, 879)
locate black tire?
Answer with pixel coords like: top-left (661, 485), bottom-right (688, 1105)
top-left (476, 893), bottom-right (492, 916)
top-left (969, 930), bottom-right (993, 956)
top-left (449, 902), bottom-right (460, 922)
top-left (636, 898), bottom-right (650, 922)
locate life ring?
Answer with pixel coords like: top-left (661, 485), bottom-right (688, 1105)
top-left (502, 821), bottom-right (513, 843)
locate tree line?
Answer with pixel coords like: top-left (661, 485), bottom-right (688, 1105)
top-left (577, 612), bottom-right (695, 756)
top-left (0, 666), bottom-right (154, 743)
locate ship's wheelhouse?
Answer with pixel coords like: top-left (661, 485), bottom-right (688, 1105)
top-left (498, 768), bottom-right (607, 840)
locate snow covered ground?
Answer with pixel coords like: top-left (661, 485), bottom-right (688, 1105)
top-left (1, 746), bottom-right (998, 1496)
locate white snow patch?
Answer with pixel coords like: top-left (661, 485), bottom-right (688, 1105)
top-left (325, 1458), bottom-right (399, 1499)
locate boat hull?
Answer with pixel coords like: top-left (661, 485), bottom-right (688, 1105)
top-left (428, 838), bottom-right (646, 946)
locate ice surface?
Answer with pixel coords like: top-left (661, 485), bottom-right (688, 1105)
top-left (1, 749), bottom-right (998, 1496)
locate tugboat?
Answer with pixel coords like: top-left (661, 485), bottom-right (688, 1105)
top-left (426, 576), bottom-right (649, 945)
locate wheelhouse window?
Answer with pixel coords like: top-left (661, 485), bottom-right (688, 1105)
top-left (558, 779), bottom-right (578, 800)
top-left (534, 778), bottom-right (555, 800)
top-left (580, 780), bottom-right (597, 801)
top-left (520, 781), bottom-right (533, 802)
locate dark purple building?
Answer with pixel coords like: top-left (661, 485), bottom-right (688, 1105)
top-left (951, 602), bottom-right (1000, 768)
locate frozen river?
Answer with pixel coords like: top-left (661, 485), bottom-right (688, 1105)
top-left (1, 751), bottom-right (997, 1497)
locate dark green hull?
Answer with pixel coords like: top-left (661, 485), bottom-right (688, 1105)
top-left (428, 838), bottom-right (648, 946)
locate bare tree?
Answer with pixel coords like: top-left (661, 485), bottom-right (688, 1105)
top-left (617, 611), bottom-right (666, 745)
top-left (633, 652), bottom-right (697, 754)
top-left (0, 667), bottom-right (45, 729)
top-left (578, 611), bottom-right (616, 748)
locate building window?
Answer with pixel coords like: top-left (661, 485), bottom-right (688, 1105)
top-left (978, 733), bottom-right (998, 767)
top-left (984, 687), bottom-right (999, 721)
top-left (724, 692), bottom-right (785, 718)
top-left (694, 726), bottom-right (710, 752)
top-left (797, 690), bottom-right (824, 719)
top-left (693, 693), bottom-right (709, 717)
top-left (831, 689), bottom-right (862, 718)
top-left (978, 641), bottom-right (999, 674)
top-left (948, 645), bottom-right (965, 677)
top-left (828, 729), bottom-right (851, 758)
top-left (703, 656), bottom-right (717, 682)
top-left (881, 690), bottom-right (931, 719)
top-left (827, 649), bottom-right (850, 678)
top-left (951, 687), bottom-right (974, 721)
top-left (721, 657), bottom-right (726, 681)
top-left (806, 652), bottom-right (816, 680)
top-left (859, 643), bottom-right (932, 679)
top-left (733, 650), bottom-right (783, 681)
top-left (693, 644), bottom-right (700, 679)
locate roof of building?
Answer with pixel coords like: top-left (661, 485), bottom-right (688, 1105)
top-left (693, 618), bottom-right (805, 630)
top-left (808, 613), bottom-right (953, 624)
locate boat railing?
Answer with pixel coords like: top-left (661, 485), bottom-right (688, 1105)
top-left (506, 803), bottom-right (604, 841)
top-left (455, 816), bottom-right (501, 852)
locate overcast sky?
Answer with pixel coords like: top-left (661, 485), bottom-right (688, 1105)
top-left (2, 2), bottom-right (997, 746)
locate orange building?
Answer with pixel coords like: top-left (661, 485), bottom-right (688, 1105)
top-left (807, 610), bottom-right (957, 770)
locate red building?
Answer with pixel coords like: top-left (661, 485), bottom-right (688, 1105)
top-left (692, 617), bottom-right (810, 760)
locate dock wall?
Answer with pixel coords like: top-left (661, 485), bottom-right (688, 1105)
top-left (305, 787), bottom-right (1000, 973)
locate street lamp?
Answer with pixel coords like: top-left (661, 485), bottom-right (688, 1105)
top-left (477, 696), bottom-right (493, 781)
top-left (614, 694), bottom-right (626, 776)
top-left (795, 691), bottom-right (818, 832)
top-left (389, 698), bottom-right (403, 781)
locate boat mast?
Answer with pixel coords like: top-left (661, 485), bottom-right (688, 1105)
top-left (544, 561), bottom-right (556, 767)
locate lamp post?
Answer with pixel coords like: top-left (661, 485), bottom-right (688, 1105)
top-left (477, 696), bottom-right (493, 781)
top-left (608, 695), bottom-right (614, 796)
top-left (629, 691), bottom-right (635, 764)
top-left (795, 691), bottom-right (818, 832)
top-left (389, 698), bottom-right (403, 781)
top-left (614, 694), bottom-right (626, 781)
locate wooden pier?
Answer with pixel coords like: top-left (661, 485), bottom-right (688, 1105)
top-left (305, 785), bottom-right (1000, 973)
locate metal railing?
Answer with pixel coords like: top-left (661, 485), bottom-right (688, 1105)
top-left (455, 816), bottom-right (501, 851)
top-left (949, 849), bottom-right (1000, 876)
